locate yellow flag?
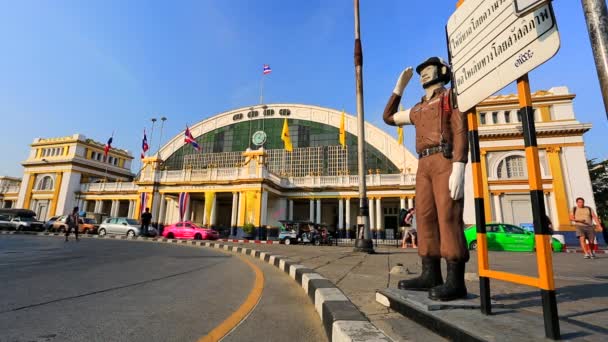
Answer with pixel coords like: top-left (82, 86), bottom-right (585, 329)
top-left (281, 118), bottom-right (293, 152)
top-left (204, 191), bottom-right (215, 226)
top-left (339, 110), bottom-right (346, 149)
top-left (397, 126), bottom-right (403, 145)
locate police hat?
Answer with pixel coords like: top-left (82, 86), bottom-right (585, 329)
top-left (416, 57), bottom-right (451, 85)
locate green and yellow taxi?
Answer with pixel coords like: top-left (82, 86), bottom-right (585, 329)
top-left (464, 223), bottom-right (564, 252)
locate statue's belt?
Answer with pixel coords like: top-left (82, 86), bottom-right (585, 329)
top-left (418, 145), bottom-right (444, 158)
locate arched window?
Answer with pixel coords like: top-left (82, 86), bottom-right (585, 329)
top-left (37, 176), bottom-right (54, 190)
top-left (496, 156), bottom-right (527, 179)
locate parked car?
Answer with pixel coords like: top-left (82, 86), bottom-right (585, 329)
top-left (278, 220), bottom-right (323, 245)
top-left (98, 217), bottom-right (141, 237)
top-left (44, 216), bottom-right (60, 231)
top-left (0, 209), bottom-right (44, 231)
top-left (162, 222), bottom-right (219, 240)
top-left (80, 218), bottom-right (98, 234)
top-left (464, 223), bottom-right (564, 252)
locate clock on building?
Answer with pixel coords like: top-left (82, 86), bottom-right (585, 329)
top-left (252, 130), bottom-right (267, 146)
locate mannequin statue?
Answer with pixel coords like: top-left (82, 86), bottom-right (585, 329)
top-left (383, 57), bottom-right (469, 301)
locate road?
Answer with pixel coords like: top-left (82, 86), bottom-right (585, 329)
top-left (0, 235), bottom-right (326, 342)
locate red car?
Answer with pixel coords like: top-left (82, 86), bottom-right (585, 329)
top-left (162, 221), bottom-right (219, 240)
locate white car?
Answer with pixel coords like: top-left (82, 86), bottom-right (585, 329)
top-left (98, 217), bottom-right (141, 237)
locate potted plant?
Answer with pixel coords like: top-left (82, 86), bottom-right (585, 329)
top-left (241, 222), bottom-right (255, 239)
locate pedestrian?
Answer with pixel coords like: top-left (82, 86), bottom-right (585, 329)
top-left (402, 208), bottom-right (418, 249)
top-left (65, 206), bottom-right (79, 242)
top-left (141, 207), bottom-right (152, 237)
top-left (570, 197), bottom-right (602, 259)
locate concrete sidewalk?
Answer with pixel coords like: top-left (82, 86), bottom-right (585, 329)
top-left (219, 242), bottom-right (608, 341)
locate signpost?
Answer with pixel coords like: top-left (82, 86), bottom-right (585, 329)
top-left (448, 0), bottom-right (560, 112)
top-left (450, 0), bottom-right (560, 339)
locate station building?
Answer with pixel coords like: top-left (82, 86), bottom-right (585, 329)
top-left (1, 86), bottom-right (596, 235)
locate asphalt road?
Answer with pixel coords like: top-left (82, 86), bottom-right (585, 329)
top-left (0, 235), bottom-right (326, 342)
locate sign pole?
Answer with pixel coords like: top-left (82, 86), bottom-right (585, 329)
top-left (517, 74), bottom-right (560, 340)
top-left (456, 0), bottom-right (492, 316)
top-left (353, 0), bottom-right (373, 253)
top-left (582, 0), bottom-right (608, 119)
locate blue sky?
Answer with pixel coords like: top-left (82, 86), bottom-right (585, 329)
top-left (1, 0), bottom-right (606, 177)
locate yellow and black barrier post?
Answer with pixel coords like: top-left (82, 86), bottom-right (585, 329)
top-left (518, 74), bottom-right (560, 339)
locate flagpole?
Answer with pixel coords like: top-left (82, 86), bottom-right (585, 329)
top-left (103, 131), bottom-right (114, 182)
top-left (157, 117), bottom-right (167, 156)
top-left (149, 117), bottom-right (157, 158)
top-left (353, 0), bottom-right (374, 253)
top-left (259, 73), bottom-right (265, 105)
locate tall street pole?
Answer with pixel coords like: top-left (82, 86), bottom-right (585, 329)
top-left (582, 0), bottom-right (608, 119)
top-left (353, 0), bottom-right (374, 253)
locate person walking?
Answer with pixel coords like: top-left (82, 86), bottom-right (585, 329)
top-left (402, 208), bottom-right (418, 249)
top-left (65, 206), bottom-right (79, 242)
top-left (141, 207), bottom-right (152, 237)
top-left (570, 197), bottom-right (602, 259)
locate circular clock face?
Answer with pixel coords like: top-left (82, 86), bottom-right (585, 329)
top-left (252, 130), bottom-right (267, 146)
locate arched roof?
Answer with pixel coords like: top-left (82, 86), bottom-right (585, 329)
top-left (158, 104), bottom-right (419, 173)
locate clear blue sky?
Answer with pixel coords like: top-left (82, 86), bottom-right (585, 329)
top-left (1, 0), bottom-right (606, 177)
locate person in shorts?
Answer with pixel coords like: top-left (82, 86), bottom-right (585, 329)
top-left (402, 208), bottom-right (417, 248)
top-left (570, 197), bottom-right (602, 259)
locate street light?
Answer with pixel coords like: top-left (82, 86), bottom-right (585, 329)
top-left (157, 117), bottom-right (167, 155)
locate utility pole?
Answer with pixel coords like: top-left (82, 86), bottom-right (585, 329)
top-left (353, 0), bottom-right (374, 253)
top-left (582, 0), bottom-right (608, 119)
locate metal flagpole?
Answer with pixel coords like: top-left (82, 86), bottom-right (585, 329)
top-left (582, 0), bottom-right (608, 119)
top-left (157, 117), bottom-right (167, 156)
top-left (149, 117), bottom-right (157, 157)
top-left (353, 0), bottom-right (373, 253)
top-left (260, 73), bottom-right (265, 105)
top-left (103, 131), bottom-right (114, 182)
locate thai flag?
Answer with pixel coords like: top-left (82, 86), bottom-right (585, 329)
top-left (141, 130), bottom-right (149, 159)
top-left (104, 136), bottom-right (113, 157)
top-left (179, 192), bottom-right (189, 222)
top-left (184, 126), bottom-right (201, 151)
top-left (263, 64), bottom-right (272, 75)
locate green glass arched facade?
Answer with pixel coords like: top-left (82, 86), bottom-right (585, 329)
top-left (164, 118), bottom-right (400, 174)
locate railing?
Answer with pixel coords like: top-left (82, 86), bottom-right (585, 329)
top-left (282, 173), bottom-right (415, 188)
top-left (80, 182), bottom-right (138, 192)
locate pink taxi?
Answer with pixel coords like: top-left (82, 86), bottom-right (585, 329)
top-left (162, 221), bottom-right (219, 240)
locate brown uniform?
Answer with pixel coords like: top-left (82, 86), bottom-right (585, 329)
top-left (385, 87), bottom-right (469, 262)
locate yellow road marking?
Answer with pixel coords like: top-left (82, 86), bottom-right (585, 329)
top-left (198, 255), bottom-right (264, 342)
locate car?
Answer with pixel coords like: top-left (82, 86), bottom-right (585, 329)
top-left (44, 216), bottom-right (60, 231)
top-left (0, 209), bottom-right (44, 231)
top-left (98, 217), bottom-right (141, 237)
top-left (162, 222), bottom-right (219, 240)
top-left (464, 223), bottom-right (564, 252)
top-left (79, 218), bottom-right (98, 234)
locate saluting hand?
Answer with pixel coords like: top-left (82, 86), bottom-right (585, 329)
top-left (393, 67), bottom-right (414, 96)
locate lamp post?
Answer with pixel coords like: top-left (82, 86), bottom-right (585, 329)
top-left (582, 0), bottom-right (608, 119)
top-left (149, 118), bottom-right (157, 155)
top-left (157, 117), bottom-right (167, 155)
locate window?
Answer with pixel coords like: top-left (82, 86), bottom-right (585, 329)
top-left (496, 155), bottom-right (527, 179)
top-left (517, 110), bottom-right (522, 122)
top-left (264, 109), bottom-right (275, 116)
top-left (492, 112), bottom-right (498, 124)
top-left (504, 111), bottom-right (511, 123)
top-left (503, 224), bottom-right (526, 234)
top-left (487, 224), bottom-right (500, 233)
top-left (247, 111), bottom-right (259, 118)
top-left (37, 176), bottom-right (54, 190)
top-left (479, 112), bottom-right (486, 125)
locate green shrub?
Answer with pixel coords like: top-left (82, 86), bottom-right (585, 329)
top-left (242, 223), bottom-right (255, 235)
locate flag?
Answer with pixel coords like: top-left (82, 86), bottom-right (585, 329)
top-left (184, 126), bottom-right (201, 151)
top-left (104, 136), bottom-right (113, 157)
top-left (397, 126), bottom-right (403, 145)
top-left (339, 110), bottom-right (346, 149)
top-left (263, 64), bottom-right (272, 75)
top-left (281, 118), bottom-right (293, 152)
top-left (179, 192), bottom-right (189, 222)
top-left (141, 130), bottom-right (149, 159)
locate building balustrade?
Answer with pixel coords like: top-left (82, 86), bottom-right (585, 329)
top-left (80, 182), bottom-right (138, 193)
top-left (0, 185), bottom-right (21, 194)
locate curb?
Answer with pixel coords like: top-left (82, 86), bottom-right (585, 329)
top-left (1, 230), bottom-right (392, 342)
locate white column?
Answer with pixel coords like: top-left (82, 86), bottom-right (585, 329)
top-left (203, 200), bottom-right (208, 225)
top-left (210, 194), bottom-right (218, 227)
top-left (493, 194), bottom-right (503, 223)
top-left (369, 198), bottom-right (375, 230)
top-left (376, 198), bottom-right (382, 232)
top-left (237, 192), bottom-right (244, 225)
top-left (407, 197), bottom-right (414, 209)
top-left (338, 198), bottom-right (344, 230)
top-left (316, 199), bottom-right (321, 224)
top-left (345, 198), bottom-right (351, 231)
top-left (548, 192), bottom-right (559, 231)
top-left (185, 195), bottom-right (191, 222)
top-left (543, 192), bottom-right (551, 219)
top-left (94, 200), bottom-right (102, 213)
top-left (231, 192), bottom-right (238, 227)
top-left (400, 197), bottom-right (406, 210)
top-left (261, 191), bottom-right (268, 226)
top-left (159, 194), bottom-right (167, 224)
top-left (110, 200), bottom-right (117, 217)
top-left (288, 200), bottom-right (294, 221)
top-left (309, 199), bottom-right (315, 222)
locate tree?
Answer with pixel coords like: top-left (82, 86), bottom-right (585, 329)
top-left (588, 158), bottom-right (608, 221)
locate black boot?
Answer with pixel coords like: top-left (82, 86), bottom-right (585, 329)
top-left (398, 257), bottom-right (443, 291)
top-left (428, 261), bottom-right (467, 301)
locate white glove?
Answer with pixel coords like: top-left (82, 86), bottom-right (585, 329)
top-left (393, 67), bottom-right (414, 96)
top-left (449, 162), bottom-right (466, 200)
